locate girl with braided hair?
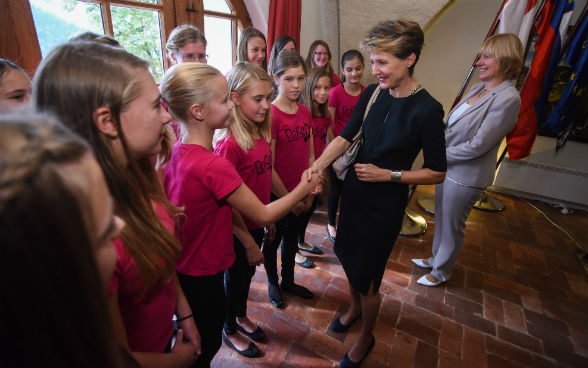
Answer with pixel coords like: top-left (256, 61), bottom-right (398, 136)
top-left (33, 41), bottom-right (200, 368)
top-left (0, 114), bottom-right (126, 367)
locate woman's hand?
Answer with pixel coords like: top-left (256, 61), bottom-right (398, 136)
top-left (354, 163), bottom-right (390, 182)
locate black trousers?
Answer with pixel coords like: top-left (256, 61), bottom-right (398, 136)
top-left (224, 228), bottom-right (264, 333)
top-left (327, 164), bottom-right (342, 226)
top-left (263, 196), bottom-right (300, 285)
top-left (297, 197), bottom-right (318, 243)
top-left (177, 271), bottom-right (224, 368)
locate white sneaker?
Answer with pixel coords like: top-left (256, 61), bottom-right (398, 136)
top-left (411, 259), bottom-right (433, 269)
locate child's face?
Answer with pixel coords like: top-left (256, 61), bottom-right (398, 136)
top-left (0, 69), bottom-right (32, 114)
top-left (172, 41), bottom-right (207, 64)
top-left (275, 65), bottom-right (305, 102)
top-left (342, 57), bottom-right (364, 85)
top-left (205, 75), bottom-right (233, 129)
top-left (312, 76), bottom-right (331, 106)
top-left (247, 37), bottom-right (266, 67)
top-left (281, 41), bottom-right (296, 52)
top-left (119, 68), bottom-right (171, 158)
top-left (313, 45), bottom-right (329, 68)
top-left (233, 81), bottom-right (272, 125)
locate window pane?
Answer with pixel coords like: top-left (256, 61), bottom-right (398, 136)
top-left (111, 5), bottom-right (164, 82)
top-left (205, 16), bottom-right (234, 76)
top-left (203, 0), bottom-right (232, 13)
top-left (30, 0), bottom-right (103, 57)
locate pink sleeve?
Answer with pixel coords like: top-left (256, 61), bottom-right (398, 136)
top-left (214, 137), bottom-right (242, 169)
top-left (203, 157), bottom-right (243, 201)
top-left (329, 85), bottom-right (341, 108)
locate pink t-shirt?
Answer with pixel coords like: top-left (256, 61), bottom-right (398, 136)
top-left (328, 83), bottom-right (366, 137)
top-left (214, 135), bottom-right (272, 230)
top-left (331, 73), bottom-right (341, 87)
top-left (164, 143), bottom-right (242, 276)
top-left (311, 115), bottom-right (330, 159)
top-left (106, 202), bottom-right (176, 353)
top-left (271, 102), bottom-right (312, 192)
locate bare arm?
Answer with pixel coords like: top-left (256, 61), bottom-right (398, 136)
top-left (327, 106), bottom-right (336, 142)
top-left (354, 164), bottom-right (445, 184)
top-left (270, 138), bottom-right (288, 198)
top-left (311, 136), bottom-right (352, 172)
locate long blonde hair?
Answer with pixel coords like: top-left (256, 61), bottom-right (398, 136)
top-left (214, 62), bottom-right (272, 151)
top-left (33, 41), bottom-right (181, 290)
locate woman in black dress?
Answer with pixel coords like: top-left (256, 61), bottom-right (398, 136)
top-left (311, 19), bottom-right (447, 367)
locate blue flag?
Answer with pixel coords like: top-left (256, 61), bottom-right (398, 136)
top-left (544, 12), bottom-right (588, 149)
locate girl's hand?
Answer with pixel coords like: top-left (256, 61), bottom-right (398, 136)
top-left (178, 317), bottom-right (201, 357)
top-left (291, 201), bottom-right (305, 216)
top-left (264, 224), bottom-right (276, 243)
top-left (245, 245), bottom-right (264, 266)
top-left (354, 163), bottom-right (388, 182)
top-left (170, 329), bottom-right (198, 367)
top-left (302, 194), bottom-right (315, 212)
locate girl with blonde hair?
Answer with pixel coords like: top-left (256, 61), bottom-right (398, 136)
top-left (160, 62), bottom-right (319, 365)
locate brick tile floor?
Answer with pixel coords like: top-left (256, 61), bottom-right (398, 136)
top-left (211, 187), bottom-right (588, 367)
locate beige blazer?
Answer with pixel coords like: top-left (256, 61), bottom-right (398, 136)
top-left (444, 80), bottom-right (520, 188)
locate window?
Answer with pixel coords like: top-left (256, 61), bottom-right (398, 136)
top-left (202, 0), bottom-right (239, 75)
top-left (30, 0), bottom-right (168, 81)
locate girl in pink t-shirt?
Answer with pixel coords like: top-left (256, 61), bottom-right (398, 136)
top-left (34, 42), bottom-right (199, 368)
top-left (263, 50), bottom-right (317, 308)
top-left (326, 50), bottom-right (366, 242)
top-left (160, 63), bottom-right (319, 363)
top-left (297, 67), bottom-right (332, 255)
top-left (214, 61), bottom-right (275, 356)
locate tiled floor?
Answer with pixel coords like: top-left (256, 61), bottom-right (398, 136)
top-left (211, 186), bottom-right (588, 367)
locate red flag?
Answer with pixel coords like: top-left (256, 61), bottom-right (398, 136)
top-left (506, 0), bottom-right (574, 160)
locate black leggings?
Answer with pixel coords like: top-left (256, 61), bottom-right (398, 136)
top-left (224, 228), bottom-right (264, 333)
top-left (327, 165), bottom-right (342, 226)
top-left (177, 271), bottom-right (224, 368)
top-left (297, 197), bottom-right (318, 243)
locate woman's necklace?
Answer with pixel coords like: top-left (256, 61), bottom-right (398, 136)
top-left (478, 88), bottom-right (491, 97)
top-left (393, 82), bottom-right (422, 98)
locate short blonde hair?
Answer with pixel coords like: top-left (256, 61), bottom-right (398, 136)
top-left (160, 63), bottom-right (221, 124)
top-left (362, 19), bottom-right (424, 75)
top-left (479, 33), bottom-right (523, 80)
top-left (215, 62), bottom-right (272, 151)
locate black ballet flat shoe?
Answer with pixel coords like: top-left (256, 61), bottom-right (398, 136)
top-left (339, 335), bottom-right (375, 368)
top-left (236, 323), bottom-right (265, 342)
top-left (268, 283), bottom-right (284, 308)
top-left (222, 332), bottom-right (260, 357)
top-left (326, 226), bottom-right (336, 243)
top-left (281, 282), bottom-right (314, 299)
top-left (329, 313), bottom-right (361, 333)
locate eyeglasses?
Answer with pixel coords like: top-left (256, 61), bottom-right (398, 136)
top-left (314, 52), bottom-right (329, 56)
top-left (179, 53), bottom-right (209, 62)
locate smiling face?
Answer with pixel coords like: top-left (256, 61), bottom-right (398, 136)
top-left (232, 80), bottom-right (272, 125)
top-left (119, 69), bottom-right (171, 159)
top-left (370, 51), bottom-right (412, 90)
top-left (313, 44), bottom-right (329, 68)
top-left (476, 52), bottom-right (501, 82)
top-left (172, 41), bottom-right (207, 64)
top-left (0, 69), bottom-right (32, 114)
top-left (247, 36), bottom-right (266, 67)
top-left (281, 41), bottom-right (296, 52)
top-left (275, 65), bottom-right (306, 102)
top-left (204, 75), bottom-right (233, 129)
top-left (342, 57), bottom-right (364, 85)
top-left (313, 76), bottom-right (331, 106)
